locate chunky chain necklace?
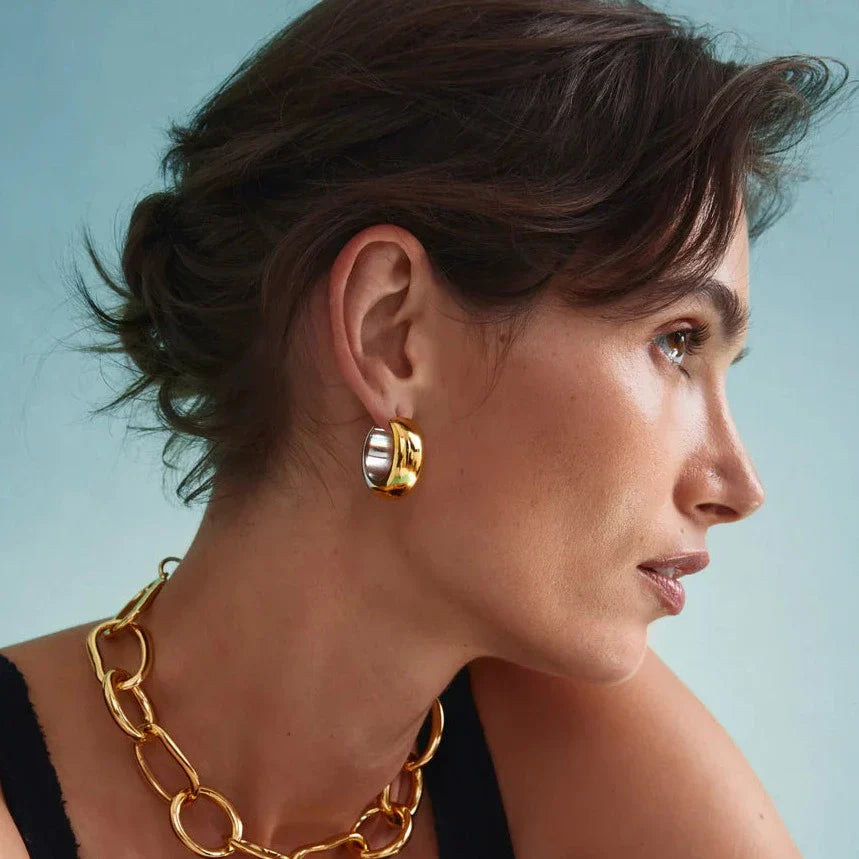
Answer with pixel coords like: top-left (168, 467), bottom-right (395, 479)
top-left (84, 556), bottom-right (445, 858)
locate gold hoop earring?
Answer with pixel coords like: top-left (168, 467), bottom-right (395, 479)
top-left (362, 416), bottom-right (424, 498)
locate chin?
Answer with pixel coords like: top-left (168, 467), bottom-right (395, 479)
top-left (517, 623), bottom-right (650, 688)
top-left (593, 636), bottom-right (650, 686)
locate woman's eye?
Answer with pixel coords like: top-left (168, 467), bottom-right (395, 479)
top-left (653, 323), bottom-right (711, 373)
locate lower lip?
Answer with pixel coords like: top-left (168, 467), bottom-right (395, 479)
top-left (637, 567), bottom-right (686, 614)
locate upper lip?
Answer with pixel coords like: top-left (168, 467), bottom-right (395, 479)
top-left (638, 551), bottom-right (710, 579)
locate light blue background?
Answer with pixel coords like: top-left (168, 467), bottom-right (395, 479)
top-left (1, 2), bottom-right (856, 856)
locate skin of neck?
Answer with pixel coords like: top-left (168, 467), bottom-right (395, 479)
top-left (130, 476), bottom-right (486, 849)
top-left (88, 234), bottom-right (502, 851)
top-left (85, 212), bottom-right (762, 849)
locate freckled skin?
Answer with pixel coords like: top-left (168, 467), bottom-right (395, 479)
top-left (396, 205), bottom-right (763, 685)
top-left (0, 207), bottom-right (765, 854)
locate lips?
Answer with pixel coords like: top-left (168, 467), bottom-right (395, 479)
top-left (637, 551), bottom-right (710, 579)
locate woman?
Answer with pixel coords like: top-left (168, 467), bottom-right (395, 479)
top-left (0, 0), bottom-right (852, 856)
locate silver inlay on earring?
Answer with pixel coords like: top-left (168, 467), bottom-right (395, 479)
top-left (362, 426), bottom-right (394, 488)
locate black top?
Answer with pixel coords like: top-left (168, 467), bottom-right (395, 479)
top-left (0, 651), bottom-right (514, 857)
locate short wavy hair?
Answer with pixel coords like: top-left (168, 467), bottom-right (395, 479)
top-left (68, 0), bottom-right (855, 505)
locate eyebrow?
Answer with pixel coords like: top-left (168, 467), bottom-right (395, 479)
top-left (687, 277), bottom-right (751, 365)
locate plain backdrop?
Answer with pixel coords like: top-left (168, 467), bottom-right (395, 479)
top-left (1, 1), bottom-right (856, 856)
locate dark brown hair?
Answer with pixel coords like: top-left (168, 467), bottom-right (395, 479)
top-left (69, 0), bottom-right (855, 506)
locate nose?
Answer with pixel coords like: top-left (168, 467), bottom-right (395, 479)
top-left (679, 403), bottom-right (766, 527)
top-left (694, 458), bottom-right (765, 524)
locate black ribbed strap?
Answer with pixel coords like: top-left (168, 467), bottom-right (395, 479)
top-left (0, 653), bottom-right (512, 859)
top-left (418, 664), bottom-right (515, 857)
top-left (0, 652), bottom-right (81, 858)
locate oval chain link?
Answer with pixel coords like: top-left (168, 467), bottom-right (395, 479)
top-left (84, 557), bottom-right (445, 858)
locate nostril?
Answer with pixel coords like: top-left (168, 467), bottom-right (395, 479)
top-left (697, 502), bottom-right (741, 522)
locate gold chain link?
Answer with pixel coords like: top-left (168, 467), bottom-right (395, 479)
top-left (85, 557), bottom-right (445, 858)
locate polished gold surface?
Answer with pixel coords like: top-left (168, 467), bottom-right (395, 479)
top-left (362, 417), bottom-right (424, 497)
top-left (84, 556), bottom-right (445, 858)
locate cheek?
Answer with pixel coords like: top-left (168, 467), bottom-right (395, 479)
top-left (519, 346), bottom-right (672, 540)
top-left (418, 339), bottom-right (670, 606)
top-left (410, 335), bottom-right (695, 681)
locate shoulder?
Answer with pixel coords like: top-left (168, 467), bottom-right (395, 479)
top-left (469, 647), bottom-right (802, 859)
top-left (0, 795), bottom-right (29, 859)
top-left (0, 627), bottom-right (77, 673)
top-left (1, 623), bottom-right (201, 858)
top-left (0, 628), bottom-right (85, 701)
top-left (0, 636), bottom-right (72, 859)
top-left (0, 625), bottom-right (112, 857)
top-left (0, 634), bottom-right (63, 708)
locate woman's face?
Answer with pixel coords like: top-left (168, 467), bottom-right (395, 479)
top-left (403, 210), bottom-right (765, 684)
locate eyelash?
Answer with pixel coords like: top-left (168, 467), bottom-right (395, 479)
top-left (653, 322), bottom-right (712, 376)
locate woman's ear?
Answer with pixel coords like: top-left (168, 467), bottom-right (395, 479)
top-left (326, 224), bottom-right (442, 429)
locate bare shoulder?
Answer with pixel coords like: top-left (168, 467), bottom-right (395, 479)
top-left (469, 647), bottom-right (802, 859)
top-left (0, 623), bottom-right (94, 695)
top-left (0, 624), bottom-right (109, 859)
top-left (0, 631), bottom-right (84, 859)
top-left (0, 623), bottom-right (91, 673)
top-left (0, 794), bottom-right (29, 859)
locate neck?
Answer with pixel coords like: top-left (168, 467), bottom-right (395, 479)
top-left (113, 481), bottom-right (485, 849)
